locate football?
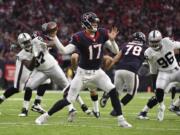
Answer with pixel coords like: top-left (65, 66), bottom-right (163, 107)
top-left (46, 21), bottom-right (58, 33)
top-left (102, 55), bottom-right (113, 70)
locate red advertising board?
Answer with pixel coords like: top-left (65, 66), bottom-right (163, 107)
top-left (4, 64), bottom-right (15, 81)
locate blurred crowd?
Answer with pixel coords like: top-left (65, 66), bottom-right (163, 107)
top-left (0, 0), bottom-right (180, 63)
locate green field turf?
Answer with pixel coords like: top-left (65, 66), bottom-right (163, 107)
top-left (0, 91), bottom-right (179, 135)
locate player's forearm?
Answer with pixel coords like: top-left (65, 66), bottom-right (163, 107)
top-left (111, 40), bottom-right (119, 54)
top-left (113, 51), bottom-right (122, 63)
top-left (22, 58), bottom-right (36, 71)
top-left (71, 53), bottom-right (79, 70)
top-left (174, 41), bottom-right (180, 49)
top-left (105, 40), bottom-right (119, 54)
top-left (53, 36), bottom-right (75, 54)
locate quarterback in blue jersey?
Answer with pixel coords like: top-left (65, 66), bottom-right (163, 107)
top-left (35, 12), bottom-right (132, 128)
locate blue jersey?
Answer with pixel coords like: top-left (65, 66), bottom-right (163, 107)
top-left (116, 41), bottom-right (146, 73)
top-left (70, 28), bottom-right (109, 70)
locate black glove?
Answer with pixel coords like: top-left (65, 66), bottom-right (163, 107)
top-left (138, 64), bottom-right (149, 76)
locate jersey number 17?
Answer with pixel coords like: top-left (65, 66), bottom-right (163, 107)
top-left (88, 44), bottom-right (102, 60)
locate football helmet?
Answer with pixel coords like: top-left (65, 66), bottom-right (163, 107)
top-left (17, 33), bottom-right (32, 51)
top-left (148, 30), bottom-right (162, 51)
top-left (132, 32), bottom-right (146, 44)
top-left (81, 12), bottom-right (100, 32)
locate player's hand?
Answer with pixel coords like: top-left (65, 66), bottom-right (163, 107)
top-left (108, 27), bottom-right (119, 41)
top-left (40, 42), bottom-right (47, 50)
top-left (46, 40), bottom-right (55, 48)
top-left (49, 30), bottom-right (58, 38)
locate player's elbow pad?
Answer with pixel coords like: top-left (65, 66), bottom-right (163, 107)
top-left (138, 64), bottom-right (149, 76)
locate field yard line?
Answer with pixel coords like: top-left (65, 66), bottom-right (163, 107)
top-left (0, 122), bottom-right (179, 132)
top-left (1, 112), bottom-right (180, 122)
top-left (1, 96), bottom-right (172, 101)
top-left (0, 90), bottom-right (173, 101)
top-left (2, 110), bottom-right (178, 117)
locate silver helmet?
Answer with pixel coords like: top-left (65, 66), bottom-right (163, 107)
top-left (17, 33), bottom-right (32, 51)
top-left (148, 30), bottom-right (162, 51)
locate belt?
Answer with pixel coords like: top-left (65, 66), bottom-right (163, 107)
top-left (78, 67), bottom-right (99, 74)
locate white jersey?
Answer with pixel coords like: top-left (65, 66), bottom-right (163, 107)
top-left (32, 36), bottom-right (58, 70)
top-left (145, 37), bottom-right (180, 72)
top-left (14, 50), bottom-right (33, 89)
top-left (15, 49), bottom-right (51, 90)
top-left (26, 37), bottom-right (68, 90)
top-left (14, 59), bottom-right (30, 90)
top-left (17, 49), bottom-right (33, 62)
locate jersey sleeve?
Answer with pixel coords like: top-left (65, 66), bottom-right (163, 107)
top-left (99, 28), bottom-right (109, 42)
top-left (69, 34), bottom-right (80, 47)
top-left (144, 49), bottom-right (152, 60)
top-left (144, 48), bottom-right (157, 74)
top-left (149, 60), bottom-right (158, 74)
top-left (171, 39), bottom-right (180, 49)
top-left (17, 53), bottom-right (26, 61)
top-left (17, 50), bottom-right (33, 61)
top-left (163, 37), bottom-right (180, 49)
top-left (32, 37), bottom-right (47, 57)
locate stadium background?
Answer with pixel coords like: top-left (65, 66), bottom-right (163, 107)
top-left (0, 0), bottom-right (179, 91)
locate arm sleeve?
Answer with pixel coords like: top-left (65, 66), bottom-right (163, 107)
top-left (32, 41), bottom-right (44, 57)
top-left (172, 40), bottom-right (180, 49)
top-left (104, 40), bottom-right (119, 54)
top-left (164, 37), bottom-right (180, 49)
top-left (144, 50), bottom-right (158, 75)
top-left (145, 55), bottom-right (158, 74)
top-left (53, 36), bottom-right (76, 54)
top-left (32, 37), bottom-right (47, 57)
top-left (148, 60), bottom-right (158, 74)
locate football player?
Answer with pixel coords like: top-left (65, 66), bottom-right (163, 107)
top-left (138, 30), bottom-right (180, 121)
top-left (138, 52), bottom-right (180, 119)
top-left (41, 22), bottom-right (92, 118)
top-left (17, 32), bottom-right (72, 119)
top-left (33, 22), bottom-right (77, 120)
top-left (100, 32), bottom-right (147, 116)
top-left (0, 42), bottom-right (49, 114)
top-left (70, 53), bottom-right (99, 117)
top-left (165, 82), bottom-right (180, 108)
top-left (35, 12), bottom-right (132, 128)
top-left (169, 96), bottom-right (180, 116)
top-left (71, 52), bottom-right (115, 118)
top-left (164, 49), bottom-right (180, 108)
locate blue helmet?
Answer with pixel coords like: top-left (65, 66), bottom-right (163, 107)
top-left (81, 12), bottom-right (100, 32)
top-left (132, 32), bottom-right (146, 44)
